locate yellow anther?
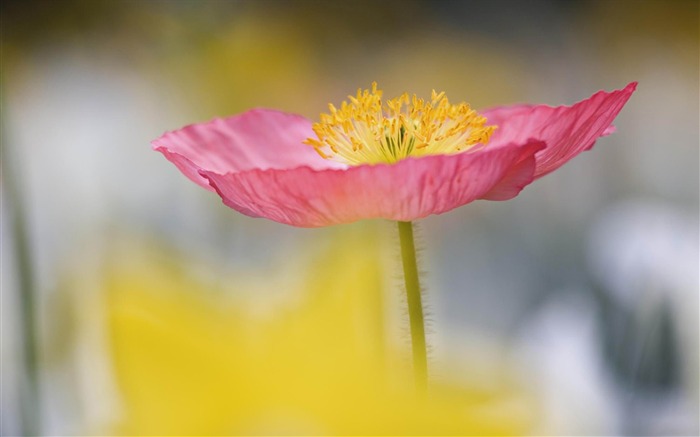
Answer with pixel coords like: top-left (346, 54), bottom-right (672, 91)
top-left (303, 84), bottom-right (496, 165)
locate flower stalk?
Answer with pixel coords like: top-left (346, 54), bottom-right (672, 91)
top-left (2, 126), bottom-right (41, 436)
top-left (397, 221), bottom-right (427, 395)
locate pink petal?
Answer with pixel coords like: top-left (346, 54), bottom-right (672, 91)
top-left (151, 109), bottom-right (344, 191)
top-left (479, 146), bottom-right (541, 201)
top-left (482, 82), bottom-right (637, 178)
top-left (199, 140), bottom-right (545, 227)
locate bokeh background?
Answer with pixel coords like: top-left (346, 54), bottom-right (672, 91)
top-left (2, 0), bottom-right (698, 435)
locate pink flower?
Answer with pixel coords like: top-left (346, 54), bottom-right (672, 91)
top-left (152, 83), bottom-right (636, 227)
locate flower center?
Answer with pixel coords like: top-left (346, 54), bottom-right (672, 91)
top-left (303, 83), bottom-right (497, 165)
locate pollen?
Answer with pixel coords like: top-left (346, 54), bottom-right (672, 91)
top-left (303, 82), bottom-right (497, 165)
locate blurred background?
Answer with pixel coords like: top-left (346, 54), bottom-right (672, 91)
top-left (2, 0), bottom-right (698, 435)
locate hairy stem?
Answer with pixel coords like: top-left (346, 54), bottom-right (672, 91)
top-left (397, 221), bottom-right (427, 395)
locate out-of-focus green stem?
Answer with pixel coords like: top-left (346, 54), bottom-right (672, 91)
top-left (2, 103), bottom-right (41, 435)
top-left (397, 221), bottom-right (427, 395)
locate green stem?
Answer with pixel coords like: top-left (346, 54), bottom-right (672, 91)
top-left (3, 137), bottom-right (41, 436)
top-left (397, 221), bottom-right (427, 395)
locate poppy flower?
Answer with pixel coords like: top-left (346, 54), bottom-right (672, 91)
top-left (152, 82), bottom-right (636, 227)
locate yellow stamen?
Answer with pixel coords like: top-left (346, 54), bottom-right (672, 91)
top-left (303, 82), bottom-right (497, 165)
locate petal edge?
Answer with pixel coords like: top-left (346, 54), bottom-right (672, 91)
top-left (483, 82), bottom-right (637, 178)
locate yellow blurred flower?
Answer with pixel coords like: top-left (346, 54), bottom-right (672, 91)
top-left (97, 228), bottom-right (533, 435)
